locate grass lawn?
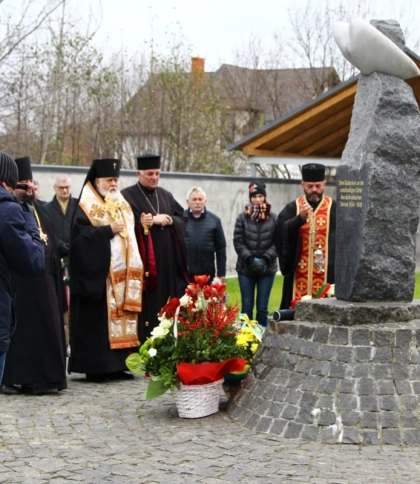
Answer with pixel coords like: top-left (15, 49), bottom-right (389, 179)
top-left (226, 272), bottom-right (420, 316)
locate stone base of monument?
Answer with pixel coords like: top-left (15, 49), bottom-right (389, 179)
top-left (228, 299), bottom-right (420, 445)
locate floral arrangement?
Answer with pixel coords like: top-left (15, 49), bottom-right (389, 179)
top-left (290, 283), bottom-right (335, 309)
top-left (126, 275), bottom-right (248, 400)
top-left (235, 314), bottom-right (264, 361)
top-left (223, 315), bottom-right (265, 387)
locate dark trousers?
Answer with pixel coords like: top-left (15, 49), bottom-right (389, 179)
top-left (238, 274), bottom-right (275, 327)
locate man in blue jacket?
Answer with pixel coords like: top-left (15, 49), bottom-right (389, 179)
top-left (0, 152), bottom-right (44, 391)
top-left (184, 187), bottom-right (226, 283)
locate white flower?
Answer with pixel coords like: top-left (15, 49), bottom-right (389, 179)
top-left (150, 325), bottom-right (168, 340)
top-left (301, 295), bottom-right (312, 301)
top-left (195, 296), bottom-right (207, 310)
top-left (159, 318), bottom-right (172, 330)
top-left (326, 284), bottom-right (335, 297)
top-left (148, 348), bottom-right (157, 357)
top-left (179, 294), bottom-right (191, 307)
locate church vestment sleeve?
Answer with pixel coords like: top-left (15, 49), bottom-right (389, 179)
top-left (70, 208), bottom-right (114, 299)
top-left (275, 203), bottom-right (305, 277)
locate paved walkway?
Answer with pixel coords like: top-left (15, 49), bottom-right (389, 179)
top-left (0, 373), bottom-right (420, 483)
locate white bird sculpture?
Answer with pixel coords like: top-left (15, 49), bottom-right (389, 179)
top-left (333, 18), bottom-right (420, 79)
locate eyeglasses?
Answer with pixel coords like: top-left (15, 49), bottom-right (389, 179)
top-left (55, 186), bottom-right (70, 190)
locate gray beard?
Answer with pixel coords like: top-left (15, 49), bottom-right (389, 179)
top-left (22, 193), bottom-right (35, 203)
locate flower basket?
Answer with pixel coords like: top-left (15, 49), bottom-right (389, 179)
top-left (174, 379), bottom-right (224, 418)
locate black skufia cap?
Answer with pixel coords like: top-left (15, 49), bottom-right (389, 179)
top-left (302, 163), bottom-right (325, 182)
top-left (136, 154), bottom-right (161, 170)
top-left (15, 156), bottom-right (33, 181)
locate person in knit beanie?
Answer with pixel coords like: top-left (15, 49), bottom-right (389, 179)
top-left (0, 152), bottom-right (18, 191)
top-left (248, 181), bottom-right (267, 200)
top-left (0, 151), bottom-right (44, 393)
top-left (233, 181), bottom-right (278, 327)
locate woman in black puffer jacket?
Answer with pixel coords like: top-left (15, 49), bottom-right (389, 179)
top-left (233, 181), bottom-right (278, 327)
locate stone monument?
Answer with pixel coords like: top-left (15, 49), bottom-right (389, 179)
top-left (228, 20), bottom-right (420, 445)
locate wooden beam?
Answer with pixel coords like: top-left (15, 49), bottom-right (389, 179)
top-left (274, 105), bottom-right (353, 152)
top-left (244, 83), bottom-right (357, 151)
top-left (300, 124), bottom-right (349, 156)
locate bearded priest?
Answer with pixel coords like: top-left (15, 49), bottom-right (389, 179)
top-left (69, 159), bottom-right (143, 383)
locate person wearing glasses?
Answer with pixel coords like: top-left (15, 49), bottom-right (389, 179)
top-left (45, 174), bottom-right (78, 354)
top-left (45, 174), bottom-right (78, 256)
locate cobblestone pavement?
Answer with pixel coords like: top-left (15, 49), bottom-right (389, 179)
top-left (1, 374), bottom-right (420, 484)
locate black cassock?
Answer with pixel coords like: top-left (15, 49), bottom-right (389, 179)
top-left (68, 207), bottom-right (135, 375)
top-left (3, 201), bottom-right (67, 391)
top-left (275, 199), bottom-right (336, 310)
top-left (121, 184), bottom-right (188, 342)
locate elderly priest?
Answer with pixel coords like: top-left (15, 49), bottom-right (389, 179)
top-left (69, 158), bottom-right (143, 383)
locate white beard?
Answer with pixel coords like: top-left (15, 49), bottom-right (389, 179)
top-left (96, 179), bottom-right (120, 199)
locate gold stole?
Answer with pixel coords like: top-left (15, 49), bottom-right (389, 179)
top-left (292, 195), bottom-right (332, 301)
top-left (79, 182), bottom-right (143, 349)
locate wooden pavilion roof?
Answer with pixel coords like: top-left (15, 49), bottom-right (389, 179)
top-left (227, 48), bottom-right (420, 160)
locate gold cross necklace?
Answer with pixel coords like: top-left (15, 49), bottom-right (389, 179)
top-left (137, 182), bottom-right (159, 215)
top-left (33, 206), bottom-right (48, 245)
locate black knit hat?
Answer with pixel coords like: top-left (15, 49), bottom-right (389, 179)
top-left (249, 181), bottom-right (266, 200)
top-left (136, 154), bottom-right (161, 170)
top-left (0, 152), bottom-right (18, 189)
top-left (15, 156), bottom-right (33, 181)
top-left (302, 163), bottom-right (325, 182)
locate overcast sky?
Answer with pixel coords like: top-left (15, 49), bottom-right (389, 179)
top-left (73, 0), bottom-right (420, 70)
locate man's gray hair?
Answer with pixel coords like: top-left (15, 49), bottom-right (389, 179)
top-left (186, 187), bottom-right (206, 200)
top-left (54, 174), bottom-right (71, 185)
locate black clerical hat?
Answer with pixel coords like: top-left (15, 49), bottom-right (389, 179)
top-left (136, 154), bottom-right (161, 170)
top-left (14, 156), bottom-right (33, 181)
top-left (86, 158), bottom-right (121, 184)
top-left (302, 163), bottom-right (325, 182)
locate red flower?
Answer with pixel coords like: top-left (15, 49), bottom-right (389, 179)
top-left (158, 297), bottom-right (180, 319)
top-left (203, 282), bottom-right (226, 300)
top-left (194, 275), bottom-right (211, 288)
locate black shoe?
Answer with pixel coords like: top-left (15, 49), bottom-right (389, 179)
top-left (107, 371), bottom-right (134, 381)
top-left (31, 388), bottom-right (59, 395)
top-left (0, 384), bottom-right (21, 395)
top-left (85, 374), bottom-right (110, 383)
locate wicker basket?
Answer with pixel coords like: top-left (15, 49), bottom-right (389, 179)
top-left (174, 379), bottom-right (223, 418)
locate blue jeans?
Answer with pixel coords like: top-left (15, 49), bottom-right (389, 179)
top-left (0, 352), bottom-right (6, 385)
top-left (238, 274), bottom-right (275, 327)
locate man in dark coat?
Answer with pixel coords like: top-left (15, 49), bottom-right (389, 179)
top-left (44, 174), bottom-right (78, 256)
top-left (0, 152), bottom-right (45, 392)
top-left (69, 158), bottom-right (143, 382)
top-left (275, 163), bottom-right (336, 310)
top-left (183, 187), bottom-right (226, 282)
top-left (121, 154), bottom-right (188, 342)
top-left (44, 174), bottom-right (78, 351)
top-left (2, 156), bottom-right (67, 395)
